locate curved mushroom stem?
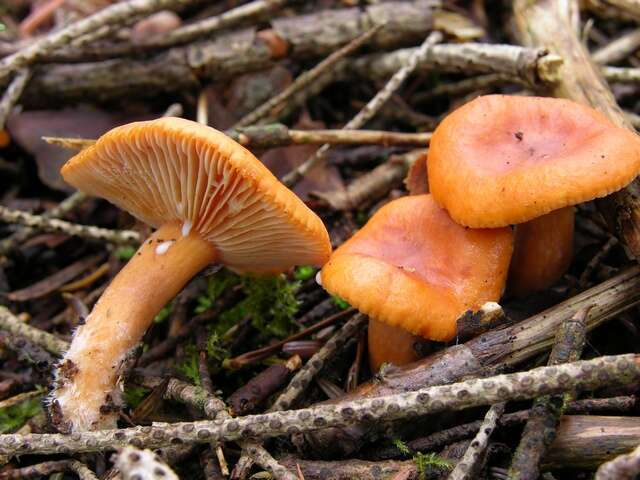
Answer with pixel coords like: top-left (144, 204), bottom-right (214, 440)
top-left (50, 221), bottom-right (217, 432)
top-left (367, 318), bottom-right (422, 373)
top-left (507, 207), bottom-right (574, 298)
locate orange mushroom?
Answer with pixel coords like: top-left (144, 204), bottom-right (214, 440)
top-left (428, 95), bottom-right (640, 296)
top-left (319, 194), bottom-right (513, 372)
top-left (52, 117), bottom-right (331, 431)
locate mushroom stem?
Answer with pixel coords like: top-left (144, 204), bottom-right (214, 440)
top-left (508, 207), bottom-right (575, 297)
top-left (367, 318), bottom-right (422, 372)
top-left (51, 221), bottom-right (217, 432)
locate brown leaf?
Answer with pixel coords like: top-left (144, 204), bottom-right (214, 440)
top-left (7, 108), bottom-right (147, 191)
top-left (7, 254), bottom-right (103, 302)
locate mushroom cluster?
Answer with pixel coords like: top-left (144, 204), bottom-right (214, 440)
top-left (319, 94), bottom-right (640, 372)
top-left (53, 118), bottom-right (331, 432)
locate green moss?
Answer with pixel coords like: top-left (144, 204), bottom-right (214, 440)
top-left (195, 272), bottom-right (239, 314)
top-left (332, 296), bottom-right (350, 310)
top-left (0, 395), bottom-right (42, 433)
top-left (413, 452), bottom-right (454, 479)
top-left (394, 438), bottom-right (412, 456)
top-left (177, 344), bottom-right (201, 386)
top-left (206, 333), bottom-right (230, 364)
top-left (114, 246), bottom-right (136, 261)
top-left (154, 303), bottom-right (172, 324)
top-left (124, 386), bottom-right (151, 409)
top-left (294, 266), bottom-right (316, 281)
top-left (217, 275), bottom-right (300, 339)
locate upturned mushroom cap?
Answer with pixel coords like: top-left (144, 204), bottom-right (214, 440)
top-left (320, 195), bottom-right (513, 341)
top-left (428, 95), bottom-right (640, 228)
top-left (61, 117), bottom-right (330, 272)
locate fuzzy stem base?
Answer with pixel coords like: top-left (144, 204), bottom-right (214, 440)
top-left (50, 222), bottom-right (217, 431)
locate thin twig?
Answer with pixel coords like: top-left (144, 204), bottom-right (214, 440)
top-left (0, 0), bottom-right (197, 83)
top-left (0, 69), bottom-right (30, 130)
top-left (0, 191), bottom-right (88, 257)
top-left (0, 205), bottom-right (140, 245)
top-left (0, 306), bottom-right (67, 356)
top-left (592, 28), bottom-right (640, 64)
top-left (0, 355), bottom-right (637, 457)
top-left (234, 24), bottom-right (383, 128)
top-left (282, 31), bottom-right (443, 187)
top-left (44, 128), bottom-right (431, 152)
top-left (447, 403), bottom-right (505, 480)
top-left (0, 460), bottom-right (98, 479)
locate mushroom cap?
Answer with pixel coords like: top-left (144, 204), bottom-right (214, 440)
top-left (428, 95), bottom-right (640, 228)
top-left (320, 195), bottom-right (513, 341)
top-left (61, 117), bottom-right (331, 273)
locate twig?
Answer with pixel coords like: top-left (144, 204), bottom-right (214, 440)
top-left (115, 445), bottom-right (178, 480)
top-left (229, 356), bottom-right (302, 416)
top-left (282, 31), bottom-right (443, 187)
top-left (508, 307), bottom-right (589, 480)
top-left (0, 0), bottom-right (197, 83)
top-left (0, 355), bottom-right (637, 457)
top-left (447, 403), bottom-right (505, 480)
top-left (579, 236), bottom-right (619, 287)
top-left (0, 205), bottom-right (140, 245)
top-left (601, 65), bottom-right (640, 83)
top-left (413, 73), bottom-right (523, 103)
top-left (0, 460), bottom-right (98, 479)
top-left (44, 128), bottom-right (431, 152)
top-left (0, 69), bottom-right (30, 130)
top-left (0, 191), bottom-right (88, 257)
top-left (224, 308), bottom-right (355, 369)
top-left (311, 150), bottom-right (425, 211)
top-left (592, 28), bottom-right (640, 64)
top-left (234, 24), bottom-right (383, 128)
top-left (0, 306), bottom-right (67, 356)
top-left (595, 442), bottom-right (640, 480)
top-left (0, 390), bottom-right (42, 410)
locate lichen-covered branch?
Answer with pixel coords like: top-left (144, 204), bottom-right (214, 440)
top-left (0, 306), bottom-right (67, 356)
top-left (0, 205), bottom-right (140, 245)
top-left (447, 403), bottom-right (505, 480)
top-left (115, 445), bottom-right (179, 480)
top-left (0, 354), bottom-right (637, 457)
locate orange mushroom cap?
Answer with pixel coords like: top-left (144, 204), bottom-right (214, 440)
top-left (428, 95), bottom-right (640, 228)
top-left (62, 117), bottom-right (331, 272)
top-left (320, 194), bottom-right (513, 341)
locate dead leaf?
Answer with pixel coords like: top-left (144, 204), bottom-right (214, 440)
top-left (7, 108), bottom-right (147, 191)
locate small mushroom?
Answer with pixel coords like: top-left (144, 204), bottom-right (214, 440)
top-left (52, 117), bottom-right (331, 431)
top-left (428, 95), bottom-right (640, 296)
top-left (318, 194), bottom-right (513, 372)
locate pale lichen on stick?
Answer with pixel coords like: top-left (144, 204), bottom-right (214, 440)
top-left (0, 354), bottom-right (637, 457)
